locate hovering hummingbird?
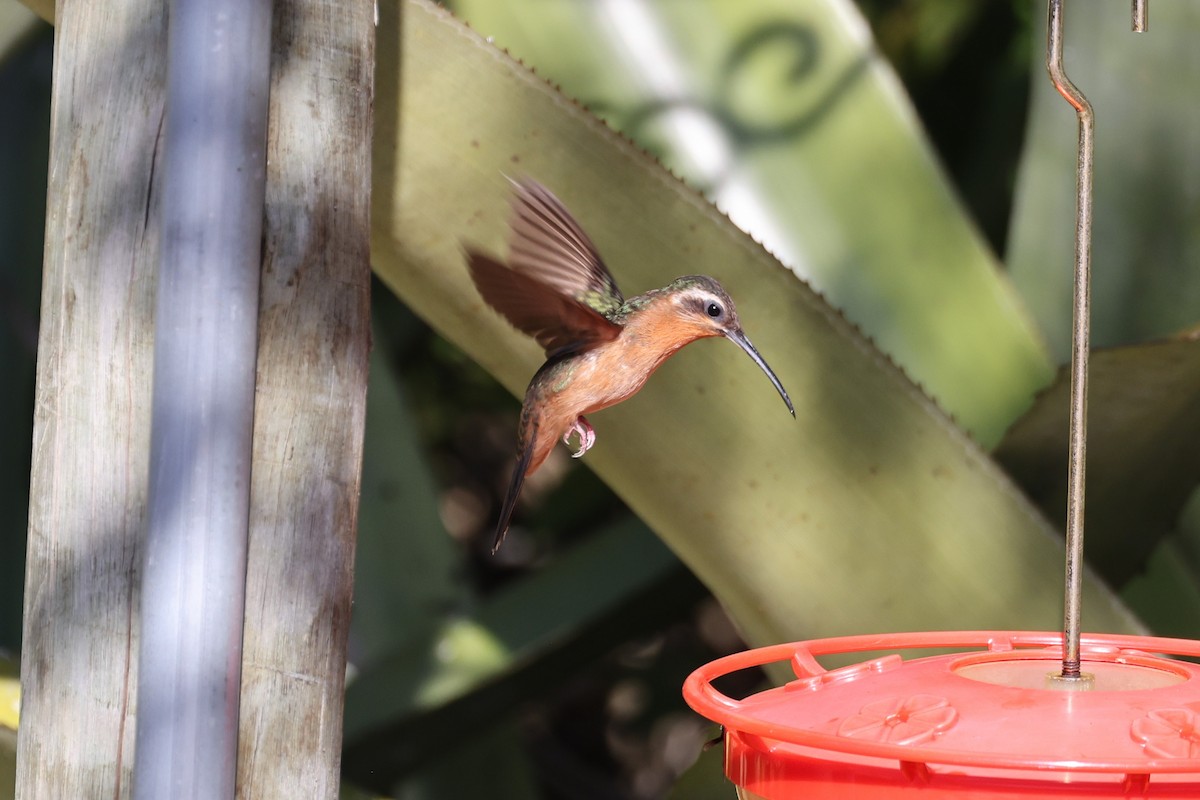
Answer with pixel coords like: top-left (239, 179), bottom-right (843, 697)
top-left (467, 179), bottom-right (794, 552)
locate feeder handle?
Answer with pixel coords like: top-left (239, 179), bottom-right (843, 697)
top-left (684, 630), bottom-right (1200, 715)
top-left (684, 634), bottom-right (975, 713)
top-left (683, 641), bottom-right (800, 712)
top-left (684, 631), bottom-right (1200, 776)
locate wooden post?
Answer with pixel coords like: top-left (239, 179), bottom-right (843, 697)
top-left (234, 0), bottom-right (373, 794)
top-left (18, 0), bottom-right (373, 796)
top-left (18, 1), bottom-right (165, 794)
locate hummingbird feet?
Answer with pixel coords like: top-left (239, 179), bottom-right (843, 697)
top-left (563, 416), bottom-right (596, 459)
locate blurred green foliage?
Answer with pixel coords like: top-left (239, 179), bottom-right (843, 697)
top-left (0, 14), bottom-right (50, 656)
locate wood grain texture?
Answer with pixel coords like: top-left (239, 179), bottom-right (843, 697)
top-left (19, 0), bottom-right (372, 796)
top-left (235, 0), bottom-right (373, 796)
top-left (18, 0), bottom-right (165, 796)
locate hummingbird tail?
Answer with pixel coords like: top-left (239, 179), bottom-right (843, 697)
top-left (492, 422), bottom-right (538, 554)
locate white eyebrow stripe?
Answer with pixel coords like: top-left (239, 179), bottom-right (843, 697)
top-left (677, 289), bottom-right (720, 306)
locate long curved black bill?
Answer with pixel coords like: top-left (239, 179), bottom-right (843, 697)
top-left (725, 329), bottom-right (795, 417)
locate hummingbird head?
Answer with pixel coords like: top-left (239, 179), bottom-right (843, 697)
top-left (664, 276), bottom-right (795, 417)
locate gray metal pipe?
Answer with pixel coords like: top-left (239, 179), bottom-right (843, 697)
top-left (134, 0), bottom-right (272, 795)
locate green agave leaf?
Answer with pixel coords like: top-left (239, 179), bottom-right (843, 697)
top-left (0, 4), bottom-right (42, 61)
top-left (374, 0), bottom-right (1141, 646)
top-left (9, 1), bottom-right (49, 27)
top-left (1174, 488), bottom-right (1200, 581)
top-left (995, 332), bottom-right (1200, 587)
top-left (1122, 536), bottom-right (1200, 642)
top-left (450, 0), bottom-right (1053, 445)
top-left (1, 654), bottom-right (15, 800)
top-left (339, 783), bottom-right (387, 800)
top-left (664, 745), bottom-right (728, 800)
top-left (350, 331), bottom-right (460, 667)
top-left (1008, 2), bottom-right (1200, 358)
top-left (347, 314), bottom-right (541, 798)
top-left (382, 728), bottom-right (540, 800)
top-left (0, 728), bottom-right (11, 800)
top-left (341, 724), bottom-right (540, 800)
top-left (342, 518), bottom-right (693, 791)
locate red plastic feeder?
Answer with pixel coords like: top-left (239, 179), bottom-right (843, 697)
top-left (683, 631), bottom-right (1200, 798)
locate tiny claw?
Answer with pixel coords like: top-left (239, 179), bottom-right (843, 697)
top-left (563, 416), bottom-right (596, 458)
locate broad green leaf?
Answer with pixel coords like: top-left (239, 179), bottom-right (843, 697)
top-left (1008, 1), bottom-right (1200, 359)
top-left (1, 655), bottom-right (15, 800)
top-left (1, 726), bottom-right (11, 800)
top-left (1174, 487), bottom-right (1200, 577)
top-left (0, 656), bottom-right (15, 730)
top-left (343, 726), bottom-right (542, 800)
top-left (347, 314), bottom-right (539, 798)
top-left (342, 518), bottom-right (688, 788)
top-left (665, 745), bottom-right (729, 800)
top-left (1122, 537), bottom-right (1200, 642)
top-left (0, 4), bottom-right (41, 61)
top-left (994, 333), bottom-right (1200, 586)
top-left (8, 1), bottom-right (49, 27)
top-left (339, 784), bottom-right (387, 800)
top-left (451, 0), bottom-right (1053, 445)
top-left (374, 0), bottom-right (1141, 648)
top-left (385, 727), bottom-right (540, 800)
top-left (350, 330), bottom-right (460, 667)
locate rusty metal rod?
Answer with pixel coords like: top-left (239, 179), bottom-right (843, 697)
top-left (1046, 0), bottom-right (1094, 681)
top-left (1133, 0), bottom-right (1148, 33)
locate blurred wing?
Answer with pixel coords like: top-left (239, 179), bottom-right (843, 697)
top-left (467, 252), bottom-right (622, 358)
top-left (507, 179), bottom-right (624, 317)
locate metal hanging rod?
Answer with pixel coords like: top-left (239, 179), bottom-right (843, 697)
top-left (1045, 0), bottom-right (1145, 685)
top-left (1133, 0), bottom-right (1149, 33)
top-left (1045, 0), bottom-right (1094, 682)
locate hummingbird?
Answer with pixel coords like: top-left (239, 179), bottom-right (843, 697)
top-left (467, 179), bottom-right (795, 553)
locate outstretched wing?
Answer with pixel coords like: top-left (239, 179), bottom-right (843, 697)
top-left (467, 252), bottom-right (622, 358)
top-left (506, 179), bottom-right (624, 317)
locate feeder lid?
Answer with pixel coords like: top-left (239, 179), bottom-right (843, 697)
top-left (684, 631), bottom-right (1200, 778)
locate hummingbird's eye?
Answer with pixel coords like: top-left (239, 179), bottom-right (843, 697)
top-left (706, 302), bottom-right (723, 318)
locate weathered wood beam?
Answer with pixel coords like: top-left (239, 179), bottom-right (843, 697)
top-left (19, 2), bottom-right (165, 794)
top-left (18, 0), bottom-right (373, 796)
top-left (235, 0), bottom-right (373, 793)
